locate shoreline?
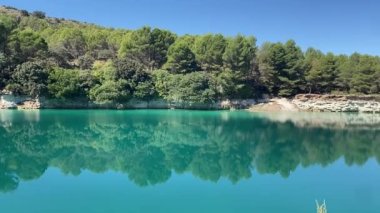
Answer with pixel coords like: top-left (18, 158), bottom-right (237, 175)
top-left (1, 94), bottom-right (380, 113)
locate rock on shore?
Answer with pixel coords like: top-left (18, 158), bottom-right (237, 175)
top-left (292, 94), bottom-right (380, 113)
top-left (249, 94), bottom-right (380, 113)
top-left (248, 98), bottom-right (300, 112)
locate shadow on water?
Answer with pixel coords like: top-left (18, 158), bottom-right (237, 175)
top-left (0, 110), bottom-right (379, 192)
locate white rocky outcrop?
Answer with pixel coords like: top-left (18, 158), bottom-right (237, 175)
top-left (0, 94), bottom-right (29, 109)
top-left (249, 98), bottom-right (299, 112)
top-left (292, 94), bottom-right (380, 113)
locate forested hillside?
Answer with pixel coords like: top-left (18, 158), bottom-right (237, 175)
top-left (0, 6), bottom-right (379, 104)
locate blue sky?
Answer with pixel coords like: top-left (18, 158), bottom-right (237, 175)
top-left (1, 0), bottom-right (379, 55)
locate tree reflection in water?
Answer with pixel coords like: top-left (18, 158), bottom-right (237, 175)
top-left (0, 110), bottom-right (379, 192)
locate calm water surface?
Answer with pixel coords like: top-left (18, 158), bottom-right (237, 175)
top-left (0, 110), bottom-right (379, 213)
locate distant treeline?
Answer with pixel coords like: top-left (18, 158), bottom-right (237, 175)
top-left (0, 6), bottom-right (379, 103)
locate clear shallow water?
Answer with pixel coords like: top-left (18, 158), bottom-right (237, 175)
top-left (0, 110), bottom-right (379, 213)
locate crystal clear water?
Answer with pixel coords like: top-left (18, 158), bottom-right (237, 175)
top-left (0, 110), bottom-right (379, 213)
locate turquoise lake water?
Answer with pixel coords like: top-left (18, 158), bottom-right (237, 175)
top-left (0, 110), bottom-right (379, 213)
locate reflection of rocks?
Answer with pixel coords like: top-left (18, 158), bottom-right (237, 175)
top-left (0, 110), bottom-right (41, 131)
top-left (0, 110), bottom-right (40, 122)
top-left (254, 112), bottom-right (380, 129)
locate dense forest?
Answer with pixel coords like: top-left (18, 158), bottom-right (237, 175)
top-left (0, 6), bottom-right (379, 104)
top-left (1, 110), bottom-right (379, 192)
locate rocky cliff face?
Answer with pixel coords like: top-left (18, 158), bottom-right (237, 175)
top-left (292, 94), bottom-right (380, 113)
